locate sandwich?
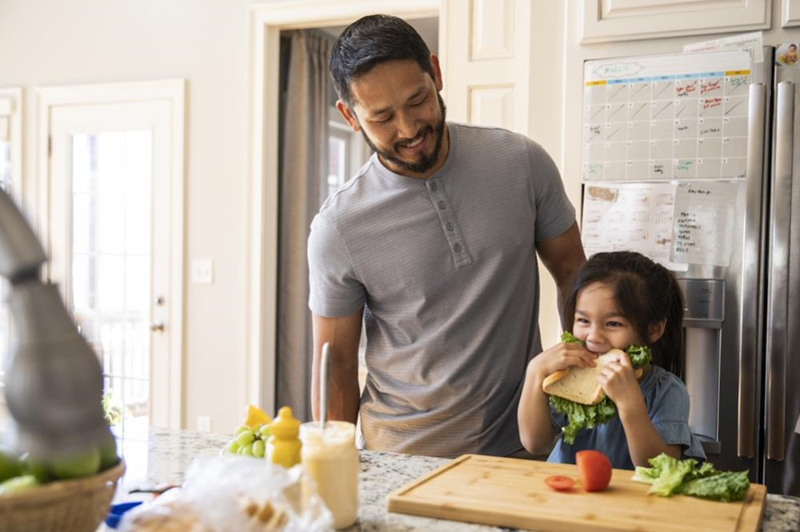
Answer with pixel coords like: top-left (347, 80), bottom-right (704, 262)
top-left (543, 349), bottom-right (644, 406)
top-left (545, 331), bottom-right (652, 444)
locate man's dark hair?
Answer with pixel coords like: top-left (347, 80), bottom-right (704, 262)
top-left (330, 15), bottom-right (434, 108)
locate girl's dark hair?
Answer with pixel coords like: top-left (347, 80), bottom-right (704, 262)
top-left (329, 15), bottom-right (434, 107)
top-left (564, 251), bottom-right (684, 377)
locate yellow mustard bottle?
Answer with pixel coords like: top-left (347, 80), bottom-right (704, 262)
top-left (267, 406), bottom-right (302, 468)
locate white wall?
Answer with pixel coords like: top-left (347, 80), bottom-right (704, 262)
top-left (0, 0), bottom-right (274, 433)
top-left (528, 1), bottom-right (567, 347)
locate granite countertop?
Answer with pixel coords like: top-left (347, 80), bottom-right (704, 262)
top-left (113, 427), bottom-right (800, 532)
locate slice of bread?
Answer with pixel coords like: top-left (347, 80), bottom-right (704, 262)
top-left (542, 348), bottom-right (643, 405)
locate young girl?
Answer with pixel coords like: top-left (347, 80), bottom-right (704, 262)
top-left (518, 251), bottom-right (706, 470)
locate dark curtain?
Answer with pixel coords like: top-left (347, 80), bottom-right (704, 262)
top-left (276, 30), bottom-right (335, 421)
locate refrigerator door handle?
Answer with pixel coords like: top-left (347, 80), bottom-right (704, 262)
top-left (739, 83), bottom-right (767, 458)
top-left (766, 81), bottom-right (794, 462)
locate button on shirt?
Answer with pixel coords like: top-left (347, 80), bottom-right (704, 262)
top-left (308, 122), bottom-right (576, 458)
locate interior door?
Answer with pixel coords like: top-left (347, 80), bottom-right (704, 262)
top-left (48, 101), bottom-right (175, 440)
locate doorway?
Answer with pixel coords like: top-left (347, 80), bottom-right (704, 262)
top-left (274, 18), bottom-right (439, 419)
top-left (245, 0), bottom-right (440, 415)
top-left (39, 81), bottom-right (185, 444)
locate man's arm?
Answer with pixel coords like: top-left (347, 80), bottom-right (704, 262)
top-left (536, 221), bottom-right (586, 324)
top-left (311, 309), bottom-right (364, 424)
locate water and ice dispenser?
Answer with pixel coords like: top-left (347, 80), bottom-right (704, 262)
top-left (678, 278), bottom-right (725, 454)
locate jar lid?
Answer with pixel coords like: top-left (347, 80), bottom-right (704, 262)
top-left (268, 406), bottom-right (300, 438)
top-left (300, 420), bottom-right (355, 444)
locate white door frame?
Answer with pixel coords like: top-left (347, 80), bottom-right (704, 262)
top-left (36, 80), bottom-right (185, 429)
top-left (0, 87), bottom-right (23, 405)
top-left (0, 88), bottom-right (23, 198)
top-left (246, 0), bottom-right (441, 412)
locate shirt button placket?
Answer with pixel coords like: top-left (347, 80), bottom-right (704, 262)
top-left (428, 180), bottom-right (471, 266)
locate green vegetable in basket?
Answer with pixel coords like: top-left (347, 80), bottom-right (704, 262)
top-left (50, 448), bottom-right (102, 480)
top-left (99, 430), bottom-right (120, 471)
top-left (0, 449), bottom-right (23, 483)
top-left (0, 474), bottom-right (39, 495)
top-left (21, 454), bottom-right (52, 483)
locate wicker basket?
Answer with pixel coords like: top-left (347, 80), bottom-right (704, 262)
top-left (0, 460), bottom-right (125, 532)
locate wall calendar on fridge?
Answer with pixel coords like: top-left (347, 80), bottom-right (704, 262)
top-left (583, 50), bottom-right (752, 182)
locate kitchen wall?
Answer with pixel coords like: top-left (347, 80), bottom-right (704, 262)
top-left (0, 0), bottom-right (294, 433)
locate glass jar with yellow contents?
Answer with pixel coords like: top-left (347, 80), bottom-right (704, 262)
top-left (300, 421), bottom-right (358, 529)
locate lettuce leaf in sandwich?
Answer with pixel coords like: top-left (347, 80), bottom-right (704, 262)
top-left (548, 331), bottom-right (652, 444)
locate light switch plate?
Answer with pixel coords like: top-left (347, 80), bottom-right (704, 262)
top-left (197, 415), bottom-right (212, 432)
top-left (191, 258), bottom-right (214, 284)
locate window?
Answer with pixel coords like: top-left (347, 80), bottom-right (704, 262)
top-left (327, 128), bottom-right (349, 197)
top-left (327, 107), bottom-right (369, 198)
top-left (69, 131), bottom-right (152, 438)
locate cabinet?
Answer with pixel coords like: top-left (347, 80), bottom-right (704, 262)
top-left (581, 0), bottom-right (771, 43)
top-left (784, 0), bottom-right (800, 27)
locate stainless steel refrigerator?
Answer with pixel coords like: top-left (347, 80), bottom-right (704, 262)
top-left (580, 46), bottom-right (800, 495)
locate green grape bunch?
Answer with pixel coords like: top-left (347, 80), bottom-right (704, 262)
top-left (223, 424), bottom-right (271, 458)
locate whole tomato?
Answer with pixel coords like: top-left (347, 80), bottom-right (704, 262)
top-left (576, 450), bottom-right (612, 492)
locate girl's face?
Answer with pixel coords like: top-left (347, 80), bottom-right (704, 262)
top-left (572, 281), bottom-right (642, 354)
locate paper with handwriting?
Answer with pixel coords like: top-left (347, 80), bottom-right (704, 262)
top-left (670, 181), bottom-right (740, 267)
top-left (582, 183), bottom-right (687, 270)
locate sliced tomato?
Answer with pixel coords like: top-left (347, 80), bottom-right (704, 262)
top-left (545, 475), bottom-right (575, 491)
top-left (576, 450), bottom-right (612, 492)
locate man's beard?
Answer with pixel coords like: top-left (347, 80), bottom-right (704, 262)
top-left (359, 93), bottom-right (447, 175)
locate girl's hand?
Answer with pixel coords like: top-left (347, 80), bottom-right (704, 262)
top-left (597, 352), bottom-right (644, 412)
top-left (528, 342), bottom-right (597, 383)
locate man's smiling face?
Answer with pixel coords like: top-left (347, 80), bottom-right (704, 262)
top-left (338, 58), bottom-right (448, 179)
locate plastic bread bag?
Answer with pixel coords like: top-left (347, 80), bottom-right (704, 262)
top-left (118, 455), bottom-right (334, 532)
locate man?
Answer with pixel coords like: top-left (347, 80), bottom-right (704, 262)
top-left (307, 14), bottom-right (585, 458)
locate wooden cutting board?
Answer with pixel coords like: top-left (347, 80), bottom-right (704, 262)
top-left (387, 454), bottom-right (767, 532)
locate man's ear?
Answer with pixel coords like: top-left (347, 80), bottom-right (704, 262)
top-left (336, 100), bottom-right (361, 132)
top-left (648, 319), bottom-right (667, 343)
top-left (430, 54), bottom-right (444, 92)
